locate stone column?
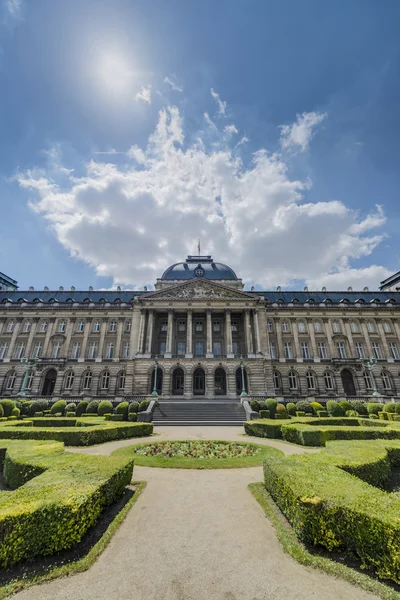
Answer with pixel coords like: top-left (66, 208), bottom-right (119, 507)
top-left (206, 309), bottom-right (213, 358)
top-left (64, 318), bottom-right (75, 359)
top-left (253, 309), bottom-right (262, 355)
top-left (225, 310), bottom-right (234, 358)
top-left (115, 318), bottom-right (125, 360)
top-left (244, 309), bottom-right (254, 357)
top-left (165, 310), bottom-right (174, 358)
top-left (79, 318), bottom-right (91, 361)
top-left (307, 319), bottom-right (319, 362)
top-left (377, 320), bottom-right (391, 360)
top-left (275, 320), bottom-right (285, 362)
top-left (343, 319), bottom-right (355, 360)
top-left (96, 319), bottom-right (108, 362)
top-left (6, 319), bottom-right (22, 361)
top-left (25, 319), bottom-right (39, 358)
top-left (42, 318), bottom-right (56, 358)
top-left (52, 368), bottom-right (64, 398)
top-left (360, 321), bottom-right (374, 358)
top-left (136, 309), bottom-right (146, 355)
top-left (323, 318), bottom-right (336, 359)
top-left (144, 310), bottom-right (155, 357)
top-left (130, 307), bottom-right (141, 358)
top-left (291, 319), bottom-right (302, 362)
top-left (185, 309), bottom-right (193, 358)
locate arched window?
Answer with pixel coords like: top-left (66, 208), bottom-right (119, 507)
top-left (381, 371), bottom-right (392, 391)
top-left (324, 371), bottom-right (334, 391)
top-left (101, 371), bottom-right (110, 390)
top-left (82, 370), bottom-right (92, 390)
top-left (273, 370), bottom-right (281, 390)
top-left (288, 371), bottom-right (298, 390)
top-left (5, 371), bottom-right (16, 390)
top-left (117, 371), bottom-right (126, 391)
top-left (306, 371), bottom-right (316, 390)
top-left (64, 371), bottom-right (74, 390)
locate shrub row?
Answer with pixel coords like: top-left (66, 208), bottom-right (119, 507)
top-left (0, 439), bottom-right (134, 566)
top-left (263, 439), bottom-right (400, 583)
top-left (249, 398), bottom-right (393, 419)
top-left (281, 422), bottom-right (400, 447)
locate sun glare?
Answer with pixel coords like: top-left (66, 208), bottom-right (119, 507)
top-left (96, 51), bottom-right (135, 98)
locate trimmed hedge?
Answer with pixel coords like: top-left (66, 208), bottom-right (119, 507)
top-left (263, 439), bottom-right (400, 584)
top-left (129, 401), bottom-right (140, 414)
top-left (350, 400), bottom-right (368, 416)
top-left (281, 422), bottom-right (400, 447)
top-left (367, 402), bottom-right (383, 416)
top-left (116, 401), bottom-right (129, 421)
top-left (128, 412), bottom-right (137, 422)
top-left (286, 402), bottom-right (296, 417)
top-left (0, 439), bottom-right (134, 566)
top-left (76, 400), bottom-right (88, 417)
top-left (98, 400), bottom-right (114, 417)
top-left (28, 400), bottom-right (49, 416)
top-left (295, 401), bottom-right (313, 415)
top-left (259, 410), bottom-right (270, 419)
top-left (266, 398), bottom-right (278, 419)
top-left (50, 400), bottom-right (67, 416)
top-left (326, 400), bottom-right (343, 417)
top-left (139, 400), bottom-right (150, 412)
top-left (0, 399), bottom-right (16, 417)
top-left (86, 400), bottom-right (100, 414)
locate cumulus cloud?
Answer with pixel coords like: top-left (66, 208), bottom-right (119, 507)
top-left (210, 88), bottom-right (227, 114)
top-left (280, 111), bottom-right (327, 152)
top-left (16, 105), bottom-right (388, 290)
top-left (164, 76), bottom-right (183, 92)
top-left (135, 85), bottom-right (151, 104)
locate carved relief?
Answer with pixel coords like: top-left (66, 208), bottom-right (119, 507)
top-left (144, 280), bottom-right (255, 302)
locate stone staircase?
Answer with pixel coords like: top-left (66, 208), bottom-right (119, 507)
top-left (152, 399), bottom-right (246, 426)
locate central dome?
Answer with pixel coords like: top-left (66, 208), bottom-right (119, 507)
top-left (161, 255), bottom-right (237, 281)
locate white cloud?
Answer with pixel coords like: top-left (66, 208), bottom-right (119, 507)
top-left (210, 88), bottom-right (226, 115)
top-left (164, 76), bottom-right (183, 92)
top-left (204, 112), bottom-right (218, 131)
top-left (5, 0), bottom-right (21, 18)
top-left (280, 111), bottom-right (327, 152)
top-left (224, 124), bottom-right (238, 136)
top-left (16, 104), bottom-right (388, 290)
top-left (135, 85), bottom-right (151, 104)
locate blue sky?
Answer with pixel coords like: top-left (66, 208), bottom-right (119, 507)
top-left (1, 0), bottom-right (400, 291)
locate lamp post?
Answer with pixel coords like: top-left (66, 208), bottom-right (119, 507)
top-left (240, 357), bottom-right (248, 397)
top-left (151, 355), bottom-right (159, 397)
top-left (360, 356), bottom-right (381, 398)
top-left (17, 357), bottom-right (37, 398)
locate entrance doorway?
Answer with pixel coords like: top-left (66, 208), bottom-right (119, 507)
top-left (172, 368), bottom-right (184, 395)
top-left (235, 367), bottom-right (248, 395)
top-left (193, 368), bottom-right (205, 395)
top-left (214, 368), bottom-right (226, 395)
top-left (341, 369), bottom-right (356, 396)
top-left (150, 368), bottom-right (163, 395)
top-left (41, 369), bottom-right (57, 396)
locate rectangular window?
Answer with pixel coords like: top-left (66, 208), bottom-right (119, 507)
top-left (77, 321), bottom-right (85, 332)
top-left (314, 322), bottom-right (322, 333)
top-left (355, 342), bottom-right (364, 359)
top-left (213, 342), bottom-right (222, 356)
top-left (52, 342), bottom-right (62, 359)
top-left (390, 343), bottom-right (399, 360)
top-left (109, 321), bottom-right (117, 333)
top-left (231, 320), bottom-right (238, 332)
top-left (178, 320), bottom-right (186, 332)
top-left (39, 321), bottom-right (48, 333)
top-left (267, 320), bottom-right (273, 332)
top-left (125, 321), bottom-right (132, 333)
top-left (195, 321), bottom-right (203, 332)
top-left (14, 342), bottom-right (25, 359)
top-left (6, 322), bottom-right (14, 333)
top-left (71, 342), bottom-right (80, 359)
top-left (350, 321), bottom-right (359, 333)
top-left (372, 342), bottom-right (382, 359)
top-left (284, 342), bottom-right (293, 359)
top-left (297, 321), bottom-right (306, 333)
top-left (194, 341), bottom-right (204, 356)
top-left (281, 321), bottom-right (289, 333)
top-left (177, 341), bottom-right (186, 356)
top-left (122, 343), bottom-right (130, 359)
top-left (269, 342), bottom-right (277, 359)
top-left (23, 322), bottom-right (31, 333)
top-left (93, 321), bottom-right (101, 333)
top-left (213, 321), bottom-right (221, 332)
top-left (337, 342), bottom-right (346, 359)
top-left (332, 321), bottom-right (341, 333)
top-left (383, 321), bottom-right (392, 333)
top-left (161, 320), bottom-right (168, 332)
top-left (58, 321), bottom-right (66, 333)
top-left (159, 341), bottom-right (166, 355)
top-left (105, 343), bottom-right (114, 359)
top-left (367, 321), bottom-right (376, 333)
top-left (301, 342), bottom-right (310, 359)
top-left (0, 342), bottom-right (8, 359)
top-left (32, 342), bottom-right (42, 359)
top-left (318, 342), bottom-right (327, 359)
top-left (87, 342), bottom-right (97, 359)
top-left (232, 342), bottom-right (239, 355)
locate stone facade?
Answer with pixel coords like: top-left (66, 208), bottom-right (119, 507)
top-left (0, 258), bottom-right (400, 400)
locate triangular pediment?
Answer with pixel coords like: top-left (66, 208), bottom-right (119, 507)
top-left (142, 279), bottom-right (259, 302)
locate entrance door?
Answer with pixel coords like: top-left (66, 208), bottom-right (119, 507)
top-left (172, 368), bottom-right (184, 395)
top-left (193, 368), bottom-right (205, 395)
top-left (214, 368), bottom-right (226, 395)
top-left (41, 369), bottom-right (57, 396)
top-left (341, 369), bottom-right (356, 396)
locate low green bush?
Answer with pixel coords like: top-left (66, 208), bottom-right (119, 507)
top-left (286, 402), bottom-right (296, 416)
top-left (295, 401), bottom-right (313, 415)
top-left (98, 400), bottom-right (114, 417)
top-left (367, 402), bottom-right (383, 416)
top-left (339, 400), bottom-right (352, 413)
top-left (296, 411), bottom-right (305, 417)
top-left (310, 401), bottom-right (323, 415)
top-left (326, 400), bottom-right (343, 417)
top-left (379, 412), bottom-right (388, 421)
top-left (76, 400), bottom-right (88, 416)
top-left (139, 400), bottom-right (150, 412)
top-left (250, 400), bottom-right (261, 412)
top-left (11, 407), bottom-right (20, 418)
top-left (34, 412), bottom-right (43, 417)
top-left (275, 414), bottom-right (290, 420)
top-left (281, 422), bottom-right (400, 447)
top-left (396, 404), bottom-right (400, 415)
top-left (128, 412), bottom-right (137, 422)
top-left (370, 414), bottom-right (378, 419)
top-left (116, 401), bottom-right (129, 421)
top-left (275, 403), bottom-right (286, 415)
top-left (393, 415), bottom-right (400, 422)
top-left (345, 410), bottom-right (358, 417)
top-left (28, 400), bottom-right (49, 416)
top-left (66, 411), bottom-right (75, 417)
top-left (350, 400), bottom-right (368, 416)
top-left (259, 410), bottom-right (270, 419)
top-left (384, 403), bottom-right (397, 413)
top-left (0, 405), bottom-right (3, 418)
top-left (105, 414), bottom-right (124, 422)
top-left (129, 401), bottom-right (140, 414)
top-left (244, 419), bottom-right (283, 439)
top-left (66, 402), bottom-right (76, 413)
top-left (7, 416), bottom-right (17, 421)
top-left (317, 411), bottom-right (329, 417)
top-left (266, 398), bottom-right (278, 419)
top-left (263, 439), bottom-right (400, 583)
top-left (0, 439), bottom-right (134, 567)
top-left (50, 400), bottom-right (67, 416)
top-left (0, 399), bottom-right (16, 417)
top-left (86, 400), bottom-right (99, 414)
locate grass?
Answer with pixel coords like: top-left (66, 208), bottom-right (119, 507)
top-left (112, 440), bottom-right (275, 469)
top-left (0, 481), bottom-right (146, 599)
top-left (249, 482), bottom-right (400, 600)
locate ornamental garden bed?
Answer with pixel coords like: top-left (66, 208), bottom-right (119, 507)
top-left (112, 440), bottom-right (273, 469)
top-left (262, 438), bottom-right (400, 586)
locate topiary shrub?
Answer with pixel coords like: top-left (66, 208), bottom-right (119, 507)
top-left (128, 412), bottom-right (137, 422)
top-left (66, 411), bottom-right (76, 417)
top-left (116, 401), bottom-right (129, 421)
top-left (11, 407), bottom-right (20, 418)
top-left (105, 414), bottom-right (123, 421)
top-left (76, 400), bottom-right (88, 416)
top-left (0, 405), bottom-right (3, 418)
top-left (339, 400), bottom-right (352, 413)
top-left (384, 403), bottom-right (397, 413)
top-left (266, 398), bottom-right (278, 419)
top-left (276, 403), bottom-right (286, 415)
top-left (51, 400), bottom-right (67, 416)
top-left (379, 411), bottom-right (388, 421)
top-left (19, 401), bottom-right (32, 416)
top-left (395, 404), bottom-right (400, 415)
top-left (86, 400), bottom-right (99, 414)
top-left (66, 402), bottom-right (76, 413)
top-left (286, 402), bottom-right (296, 417)
top-left (98, 400), bottom-right (113, 417)
top-left (139, 400), bottom-right (150, 412)
top-left (310, 401), bottom-right (323, 415)
top-left (367, 402), bottom-right (383, 416)
top-left (0, 399), bottom-right (16, 418)
top-left (129, 401), bottom-right (140, 414)
top-left (326, 401), bottom-right (344, 417)
top-left (28, 400), bottom-right (49, 417)
top-left (350, 400), bottom-right (368, 416)
top-left (295, 400), bottom-right (313, 415)
top-left (259, 410), bottom-right (270, 419)
top-left (345, 410), bottom-right (358, 417)
top-left (296, 411), bottom-right (305, 417)
top-left (317, 410), bottom-right (329, 417)
top-left (250, 400), bottom-right (261, 412)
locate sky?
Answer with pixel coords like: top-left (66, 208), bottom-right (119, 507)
top-left (1, 0), bottom-right (400, 292)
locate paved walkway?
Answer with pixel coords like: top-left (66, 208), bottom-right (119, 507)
top-left (13, 427), bottom-right (377, 600)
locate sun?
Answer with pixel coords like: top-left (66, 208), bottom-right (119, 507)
top-left (96, 51), bottom-right (135, 98)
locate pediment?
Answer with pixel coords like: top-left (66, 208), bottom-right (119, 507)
top-left (142, 279), bottom-right (259, 302)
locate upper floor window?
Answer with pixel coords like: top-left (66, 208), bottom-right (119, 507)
top-left (105, 342), bottom-right (114, 359)
top-left (87, 342), bottom-right (97, 359)
top-left (301, 342), bottom-right (310, 360)
top-left (267, 320), bottom-right (273, 333)
top-left (269, 342), bottom-right (277, 359)
top-left (22, 321), bottom-right (31, 333)
top-left (337, 342), bottom-right (346, 359)
top-left (71, 342), bottom-right (80, 359)
top-left (284, 342), bottom-right (293, 359)
top-left (159, 341), bottom-right (166, 355)
top-left (178, 320), bottom-right (186, 332)
top-left (383, 321), bottom-right (392, 333)
top-left (32, 342), bottom-right (42, 359)
top-left (6, 321), bottom-right (14, 333)
top-left (0, 342), bottom-right (8, 360)
top-left (355, 343), bottom-right (364, 359)
top-left (122, 343), bottom-right (130, 359)
top-left (109, 320), bottom-right (117, 333)
top-left (367, 321), bottom-right (376, 333)
top-left (350, 321), bottom-right (359, 333)
top-left (177, 341), bottom-right (186, 356)
top-left (332, 321), bottom-right (341, 333)
top-left (372, 342), bottom-right (382, 360)
top-left (231, 320), bottom-right (238, 332)
top-left (213, 341), bottom-right (222, 356)
top-left (14, 342), bottom-right (25, 359)
top-left (196, 320), bottom-right (204, 332)
top-left (125, 321), bottom-right (132, 333)
top-left (297, 321), bottom-right (306, 333)
top-left (52, 341), bottom-right (62, 359)
top-left (93, 321), bottom-right (101, 333)
top-left (39, 321), bottom-right (48, 333)
top-left (213, 321), bottom-right (221, 332)
top-left (390, 342), bottom-right (399, 360)
top-left (77, 320), bottom-right (85, 332)
top-left (161, 320), bottom-right (168, 332)
top-left (318, 342), bottom-right (327, 360)
top-left (281, 321), bottom-right (289, 333)
top-left (58, 320), bottom-right (66, 333)
top-left (314, 321), bottom-right (322, 333)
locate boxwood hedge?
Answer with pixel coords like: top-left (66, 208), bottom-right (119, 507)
top-left (0, 439), bottom-right (134, 567)
top-left (263, 439), bottom-right (400, 584)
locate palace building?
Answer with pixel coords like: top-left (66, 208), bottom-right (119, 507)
top-left (0, 256), bottom-right (400, 401)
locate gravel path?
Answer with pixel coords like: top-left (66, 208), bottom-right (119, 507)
top-left (13, 427), bottom-right (377, 600)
